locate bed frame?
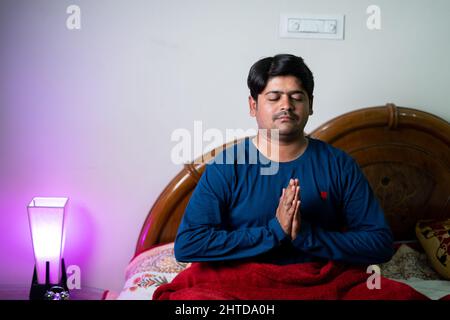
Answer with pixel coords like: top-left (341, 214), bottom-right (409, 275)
top-left (135, 103), bottom-right (450, 256)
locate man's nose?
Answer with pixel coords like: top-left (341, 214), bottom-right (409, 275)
top-left (279, 94), bottom-right (294, 111)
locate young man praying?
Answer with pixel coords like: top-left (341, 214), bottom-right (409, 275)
top-left (174, 54), bottom-right (394, 265)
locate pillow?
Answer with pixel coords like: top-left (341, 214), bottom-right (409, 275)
top-left (380, 244), bottom-right (441, 280)
top-left (117, 242), bottom-right (190, 300)
top-left (416, 219), bottom-right (450, 280)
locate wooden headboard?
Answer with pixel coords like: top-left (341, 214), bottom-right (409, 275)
top-left (135, 104), bottom-right (450, 255)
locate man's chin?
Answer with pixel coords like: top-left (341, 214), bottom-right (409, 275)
top-left (257, 126), bottom-right (303, 139)
top-left (277, 129), bottom-right (304, 141)
top-left (275, 124), bottom-right (301, 134)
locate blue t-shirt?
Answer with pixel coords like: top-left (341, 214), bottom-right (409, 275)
top-left (174, 137), bottom-right (394, 265)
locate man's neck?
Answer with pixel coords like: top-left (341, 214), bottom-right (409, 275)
top-left (252, 132), bottom-right (309, 163)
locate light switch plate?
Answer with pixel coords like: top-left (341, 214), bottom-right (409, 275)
top-left (280, 14), bottom-right (345, 40)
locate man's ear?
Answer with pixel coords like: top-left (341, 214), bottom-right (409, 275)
top-left (249, 96), bottom-right (257, 117)
top-left (309, 95), bottom-right (314, 115)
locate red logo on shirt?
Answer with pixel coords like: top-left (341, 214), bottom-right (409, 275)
top-left (320, 191), bottom-right (328, 200)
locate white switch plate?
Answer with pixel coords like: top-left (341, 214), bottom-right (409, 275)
top-left (280, 14), bottom-right (345, 40)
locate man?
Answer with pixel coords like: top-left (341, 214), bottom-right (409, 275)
top-left (174, 54), bottom-right (394, 265)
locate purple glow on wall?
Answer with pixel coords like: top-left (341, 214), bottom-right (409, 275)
top-left (27, 197), bottom-right (68, 285)
top-left (62, 201), bottom-right (97, 279)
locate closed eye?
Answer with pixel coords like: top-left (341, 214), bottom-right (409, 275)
top-left (266, 93), bottom-right (281, 101)
top-left (290, 93), bottom-right (304, 101)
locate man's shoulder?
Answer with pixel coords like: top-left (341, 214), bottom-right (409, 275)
top-left (308, 137), bottom-right (347, 156)
top-left (207, 137), bottom-right (250, 166)
top-left (308, 137), bottom-right (356, 165)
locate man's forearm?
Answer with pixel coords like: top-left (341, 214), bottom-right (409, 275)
top-left (174, 217), bottom-right (288, 262)
top-left (291, 220), bottom-right (394, 264)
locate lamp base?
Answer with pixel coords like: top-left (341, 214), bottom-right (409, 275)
top-left (29, 259), bottom-right (70, 300)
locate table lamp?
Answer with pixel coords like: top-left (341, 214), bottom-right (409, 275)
top-left (27, 197), bottom-right (70, 300)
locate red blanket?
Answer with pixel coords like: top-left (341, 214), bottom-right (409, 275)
top-left (153, 261), bottom-right (428, 300)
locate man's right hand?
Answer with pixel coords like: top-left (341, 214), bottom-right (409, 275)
top-left (276, 178), bottom-right (300, 237)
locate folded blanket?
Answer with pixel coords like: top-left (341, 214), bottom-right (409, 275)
top-left (153, 260), bottom-right (428, 300)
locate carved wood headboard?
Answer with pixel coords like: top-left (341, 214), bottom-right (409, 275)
top-left (135, 104), bottom-right (450, 255)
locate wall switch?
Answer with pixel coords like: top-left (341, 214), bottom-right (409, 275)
top-left (280, 14), bottom-right (345, 40)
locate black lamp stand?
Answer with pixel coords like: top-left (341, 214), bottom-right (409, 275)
top-left (29, 258), bottom-right (69, 300)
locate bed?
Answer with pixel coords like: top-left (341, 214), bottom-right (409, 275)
top-left (110, 103), bottom-right (450, 300)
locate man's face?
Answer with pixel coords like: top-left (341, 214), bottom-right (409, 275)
top-left (249, 75), bottom-right (313, 140)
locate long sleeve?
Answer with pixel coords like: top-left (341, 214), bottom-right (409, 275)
top-left (292, 156), bottom-right (394, 265)
top-left (174, 162), bottom-right (288, 262)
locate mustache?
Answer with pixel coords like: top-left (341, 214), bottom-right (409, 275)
top-left (273, 112), bottom-right (298, 120)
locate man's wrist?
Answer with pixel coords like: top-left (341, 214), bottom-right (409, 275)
top-left (291, 219), bottom-right (311, 248)
top-left (269, 217), bottom-right (290, 243)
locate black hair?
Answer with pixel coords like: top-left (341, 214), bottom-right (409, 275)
top-left (247, 54), bottom-right (314, 101)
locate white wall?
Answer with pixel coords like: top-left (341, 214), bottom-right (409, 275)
top-left (0, 0), bottom-right (449, 292)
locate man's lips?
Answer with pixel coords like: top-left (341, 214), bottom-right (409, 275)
top-left (274, 112), bottom-right (297, 121)
top-left (277, 116), bottom-right (294, 121)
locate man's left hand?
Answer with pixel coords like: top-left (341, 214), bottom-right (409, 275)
top-left (291, 184), bottom-right (301, 241)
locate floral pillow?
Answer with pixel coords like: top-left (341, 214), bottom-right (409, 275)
top-left (416, 219), bottom-right (450, 280)
top-left (380, 243), bottom-right (441, 280)
top-left (116, 242), bottom-right (190, 300)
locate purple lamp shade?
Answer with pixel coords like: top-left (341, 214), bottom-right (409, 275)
top-left (27, 197), bottom-right (68, 285)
